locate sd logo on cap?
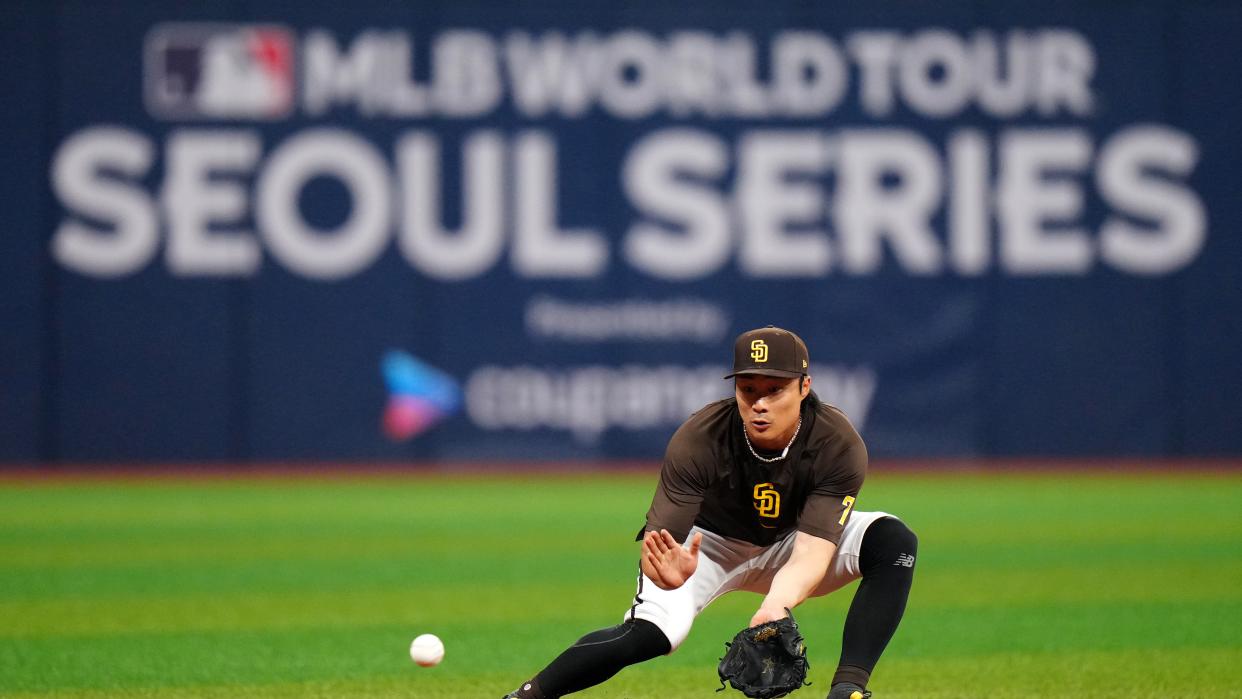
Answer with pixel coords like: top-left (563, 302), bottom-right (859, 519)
top-left (725, 326), bottom-right (809, 379)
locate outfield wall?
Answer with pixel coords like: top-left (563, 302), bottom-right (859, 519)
top-left (2, 1), bottom-right (1241, 463)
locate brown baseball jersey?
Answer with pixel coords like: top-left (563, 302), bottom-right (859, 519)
top-left (643, 391), bottom-right (866, 547)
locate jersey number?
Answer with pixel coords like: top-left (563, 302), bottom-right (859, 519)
top-left (838, 495), bottom-right (856, 526)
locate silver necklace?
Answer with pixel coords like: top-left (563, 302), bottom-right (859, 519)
top-left (742, 417), bottom-right (802, 463)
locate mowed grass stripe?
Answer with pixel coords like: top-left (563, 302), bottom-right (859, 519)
top-left (4, 559), bottom-right (1238, 637)
top-left (0, 471), bottom-right (1238, 698)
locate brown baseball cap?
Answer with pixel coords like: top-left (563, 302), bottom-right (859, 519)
top-left (724, 326), bottom-right (810, 379)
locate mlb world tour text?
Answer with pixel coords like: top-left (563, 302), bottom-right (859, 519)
top-left (52, 28), bottom-right (1205, 281)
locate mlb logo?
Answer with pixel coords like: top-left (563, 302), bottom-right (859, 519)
top-left (145, 23), bottom-right (294, 119)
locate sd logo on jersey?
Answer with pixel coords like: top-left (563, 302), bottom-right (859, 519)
top-left (145, 23), bottom-right (294, 119)
top-left (753, 483), bottom-right (780, 519)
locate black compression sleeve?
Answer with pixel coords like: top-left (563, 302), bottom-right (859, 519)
top-left (529, 618), bottom-right (671, 698)
top-left (832, 516), bottom-right (918, 689)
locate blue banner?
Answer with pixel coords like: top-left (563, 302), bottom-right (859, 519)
top-left (3, 1), bottom-right (1241, 462)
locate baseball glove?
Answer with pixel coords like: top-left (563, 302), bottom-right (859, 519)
top-left (716, 609), bottom-right (811, 698)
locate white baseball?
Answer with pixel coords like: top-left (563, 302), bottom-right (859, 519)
top-left (409, 633), bottom-right (445, 667)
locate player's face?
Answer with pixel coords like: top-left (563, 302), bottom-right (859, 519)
top-left (734, 375), bottom-right (811, 451)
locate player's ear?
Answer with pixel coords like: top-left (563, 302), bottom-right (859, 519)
top-left (800, 375), bottom-right (811, 397)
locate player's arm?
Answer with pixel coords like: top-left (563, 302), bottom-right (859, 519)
top-left (639, 435), bottom-right (709, 590)
top-left (750, 531), bottom-right (836, 626)
top-left (639, 456), bottom-right (706, 591)
top-left (750, 430), bottom-right (866, 625)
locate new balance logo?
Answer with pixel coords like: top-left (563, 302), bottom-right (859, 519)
top-left (894, 553), bottom-right (915, 568)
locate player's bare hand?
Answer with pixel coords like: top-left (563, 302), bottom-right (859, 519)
top-left (640, 529), bottom-right (702, 590)
top-left (749, 605), bottom-right (789, 628)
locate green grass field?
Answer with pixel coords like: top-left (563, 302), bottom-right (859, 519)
top-left (1, 469), bottom-right (1239, 699)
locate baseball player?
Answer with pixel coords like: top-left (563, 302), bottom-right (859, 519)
top-left (504, 326), bottom-right (917, 699)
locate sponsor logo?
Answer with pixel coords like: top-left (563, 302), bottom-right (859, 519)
top-left (750, 339), bottom-right (769, 363)
top-left (145, 23), bottom-right (294, 119)
top-left (894, 553), bottom-right (916, 568)
top-left (464, 363), bottom-right (876, 442)
top-left (380, 350), bottom-right (461, 441)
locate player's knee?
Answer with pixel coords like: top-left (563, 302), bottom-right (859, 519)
top-left (888, 519), bottom-right (918, 557)
top-left (859, 517), bottom-right (918, 576)
top-left (634, 608), bottom-right (692, 653)
top-left (573, 619), bottom-right (671, 663)
top-left (628, 619), bottom-right (672, 659)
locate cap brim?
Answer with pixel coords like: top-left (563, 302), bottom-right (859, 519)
top-left (724, 368), bottom-right (805, 379)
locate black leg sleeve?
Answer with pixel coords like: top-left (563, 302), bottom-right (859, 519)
top-left (831, 516), bottom-right (918, 689)
top-left (513, 618), bottom-right (671, 699)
